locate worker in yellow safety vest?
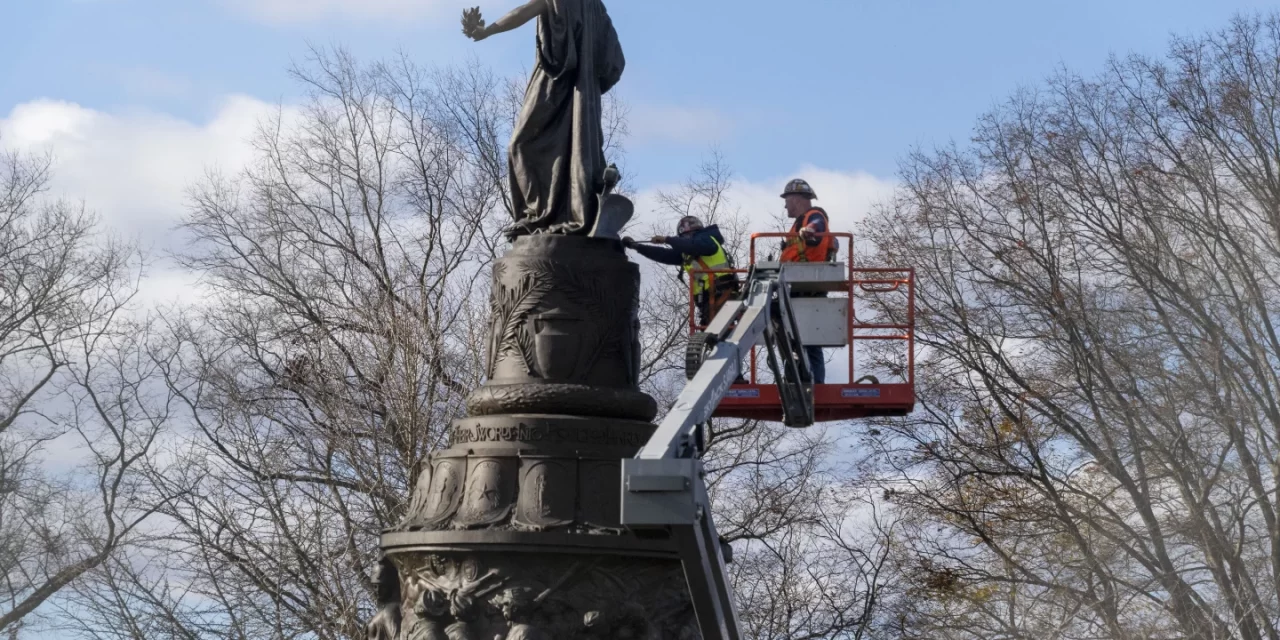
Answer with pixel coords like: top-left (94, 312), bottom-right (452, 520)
top-left (624, 216), bottom-right (740, 327)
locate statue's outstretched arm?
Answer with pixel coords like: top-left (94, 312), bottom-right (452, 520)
top-left (465, 0), bottom-right (549, 41)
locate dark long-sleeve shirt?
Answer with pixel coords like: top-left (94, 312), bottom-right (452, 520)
top-left (633, 225), bottom-right (726, 266)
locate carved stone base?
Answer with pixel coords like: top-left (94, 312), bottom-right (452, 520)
top-left (389, 551), bottom-right (696, 640)
top-left (374, 235), bottom-right (698, 639)
top-left (397, 414), bottom-right (656, 534)
top-left (467, 384), bottom-right (656, 422)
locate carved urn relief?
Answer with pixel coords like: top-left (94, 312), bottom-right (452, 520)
top-left (374, 236), bottom-right (698, 639)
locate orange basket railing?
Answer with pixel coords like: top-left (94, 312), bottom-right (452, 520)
top-left (685, 232), bottom-right (913, 386)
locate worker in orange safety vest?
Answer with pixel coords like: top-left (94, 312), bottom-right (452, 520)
top-left (778, 178), bottom-right (838, 383)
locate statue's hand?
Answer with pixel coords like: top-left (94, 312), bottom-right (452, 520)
top-left (462, 7), bottom-right (488, 40)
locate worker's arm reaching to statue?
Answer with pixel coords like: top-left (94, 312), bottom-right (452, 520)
top-left (623, 231), bottom-right (719, 266)
top-left (657, 232), bottom-right (719, 256)
top-left (625, 217), bottom-right (740, 330)
top-left (625, 241), bottom-right (682, 266)
top-left (462, 0), bottom-right (548, 42)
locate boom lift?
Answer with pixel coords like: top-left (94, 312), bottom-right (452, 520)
top-left (620, 233), bottom-right (915, 640)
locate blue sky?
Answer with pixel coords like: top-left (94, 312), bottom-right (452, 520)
top-left (5, 0), bottom-right (1274, 183)
top-left (0, 0), bottom-right (1274, 289)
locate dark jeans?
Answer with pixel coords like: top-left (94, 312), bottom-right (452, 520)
top-left (805, 345), bottom-right (825, 384)
top-left (791, 290), bottom-right (827, 385)
top-left (695, 293), bottom-right (712, 328)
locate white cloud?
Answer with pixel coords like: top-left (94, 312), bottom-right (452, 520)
top-left (628, 103), bottom-right (734, 147)
top-left (216, 0), bottom-right (471, 24)
top-left (0, 95), bottom-right (278, 241)
top-left (733, 166), bottom-right (897, 232)
top-left (0, 95), bottom-right (289, 307)
top-left (135, 267), bottom-right (211, 309)
top-left (633, 165), bottom-right (897, 241)
top-left (0, 93), bottom-right (897, 311)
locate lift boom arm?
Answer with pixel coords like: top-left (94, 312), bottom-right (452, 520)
top-left (621, 263), bottom-right (815, 640)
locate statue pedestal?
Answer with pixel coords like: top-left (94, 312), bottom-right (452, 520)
top-left (377, 236), bottom-right (698, 639)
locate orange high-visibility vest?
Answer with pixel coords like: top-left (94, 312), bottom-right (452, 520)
top-left (780, 208), bottom-right (834, 262)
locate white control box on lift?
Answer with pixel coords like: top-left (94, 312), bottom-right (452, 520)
top-left (759, 261), bottom-right (850, 348)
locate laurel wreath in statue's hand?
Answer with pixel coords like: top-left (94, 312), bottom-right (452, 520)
top-left (462, 7), bottom-right (488, 40)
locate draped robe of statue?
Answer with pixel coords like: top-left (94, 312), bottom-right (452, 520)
top-left (506, 0), bottom-right (624, 237)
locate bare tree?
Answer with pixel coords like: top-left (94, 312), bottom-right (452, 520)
top-left (54, 46), bottom-right (894, 640)
top-left (54, 46), bottom-right (582, 640)
top-left (863, 12), bottom-right (1280, 640)
top-left (0, 145), bottom-right (168, 636)
top-left (106, 48), bottom-right (513, 639)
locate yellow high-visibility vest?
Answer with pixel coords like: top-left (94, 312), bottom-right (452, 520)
top-left (683, 237), bottom-right (732, 294)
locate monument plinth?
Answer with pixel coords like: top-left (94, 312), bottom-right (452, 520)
top-left (371, 236), bottom-right (698, 639)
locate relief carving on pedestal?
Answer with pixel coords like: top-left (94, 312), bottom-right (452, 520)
top-left (448, 419), bottom-right (653, 449)
top-left (398, 462), bottom-right (434, 530)
top-left (388, 553), bottom-right (695, 640)
top-left (367, 557), bottom-right (403, 640)
top-left (513, 458), bottom-right (576, 530)
top-left (456, 458), bottom-right (517, 529)
top-left (405, 457), bottom-right (464, 530)
top-left (486, 256), bottom-right (637, 387)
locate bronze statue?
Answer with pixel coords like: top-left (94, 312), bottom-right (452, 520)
top-left (463, 0), bottom-right (628, 239)
top-left (370, 7), bottom-right (697, 638)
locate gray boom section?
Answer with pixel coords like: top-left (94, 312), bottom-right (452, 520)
top-left (621, 264), bottom-right (816, 640)
top-left (621, 458), bottom-right (741, 639)
top-left (634, 270), bottom-right (779, 461)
